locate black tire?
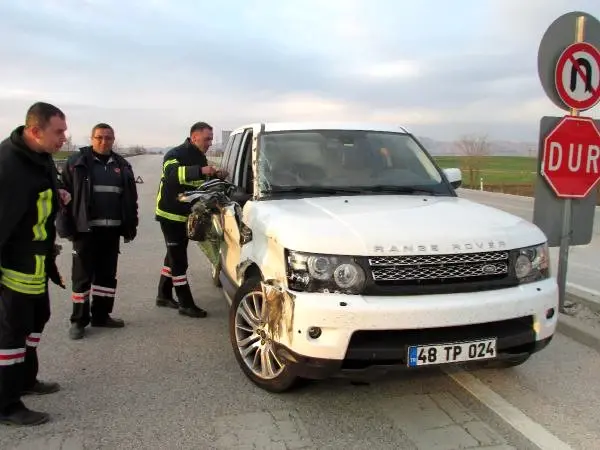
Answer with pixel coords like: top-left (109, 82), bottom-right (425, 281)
top-left (229, 276), bottom-right (301, 393)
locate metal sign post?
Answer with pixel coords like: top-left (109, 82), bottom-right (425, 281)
top-left (559, 17), bottom-right (584, 313)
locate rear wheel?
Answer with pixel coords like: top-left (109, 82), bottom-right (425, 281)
top-left (229, 276), bottom-right (301, 393)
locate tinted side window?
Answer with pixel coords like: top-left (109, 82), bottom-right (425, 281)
top-left (225, 133), bottom-right (243, 182)
top-left (234, 130), bottom-right (252, 185)
top-left (220, 134), bottom-right (235, 170)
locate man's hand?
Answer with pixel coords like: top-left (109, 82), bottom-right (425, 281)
top-left (215, 169), bottom-right (229, 180)
top-left (46, 258), bottom-right (66, 289)
top-left (58, 188), bottom-right (71, 206)
top-left (201, 166), bottom-right (217, 177)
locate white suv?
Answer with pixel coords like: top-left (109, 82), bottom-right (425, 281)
top-left (195, 122), bottom-right (558, 393)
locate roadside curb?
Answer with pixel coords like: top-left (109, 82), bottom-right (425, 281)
top-left (555, 285), bottom-right (600, 351)
top-left (557, 313), bottom-right (600, 352)
top-left (566, 284), bottom-right (600, 313)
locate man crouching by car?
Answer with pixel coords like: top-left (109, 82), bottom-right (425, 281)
top-left (57, 123), bottom-right (139, 340)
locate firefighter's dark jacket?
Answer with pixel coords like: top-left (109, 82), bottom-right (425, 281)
top-left (0, 126), bottom-right (62, 295)
top-left (56, 146), bottom-right (138, 240)
top-left (155, 138), bottom-right (211, 223)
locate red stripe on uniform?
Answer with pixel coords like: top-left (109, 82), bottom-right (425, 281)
top-left (0, 349), bottom-right (26, 365)
top-left (0, 353), bottom-right (25, 360)
top-left (72, 292), bottom-right (89, 303)
top-left (172, 275), bottom-right (187, 286)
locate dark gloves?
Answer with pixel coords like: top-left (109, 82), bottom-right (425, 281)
top-left (46, 245), bottom-right (65, 289)
top-left (123, 229), bottom-right (137, 243)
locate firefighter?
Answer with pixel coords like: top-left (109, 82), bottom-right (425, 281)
top-left (0, 102), bottom-right (68, 426)
top-left (154, 122), bottom-right (227, 318)
top-left (57, 123), bottom-right (139, 340)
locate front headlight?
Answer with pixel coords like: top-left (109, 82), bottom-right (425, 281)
top-left (514, 243), bottom-right (550, 284)
top-left (286, 250), bottom-right (367, 294)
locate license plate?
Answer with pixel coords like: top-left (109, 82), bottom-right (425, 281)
top-left (407, 338), bottom-right (497, 367)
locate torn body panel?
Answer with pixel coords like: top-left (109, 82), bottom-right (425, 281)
top-left (232, 201), bottom-right (288, 287)
top-left (261, 279), bottom-right (296, 345)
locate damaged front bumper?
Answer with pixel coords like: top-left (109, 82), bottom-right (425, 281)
top-left (269, 278), bottom-right (558, 379)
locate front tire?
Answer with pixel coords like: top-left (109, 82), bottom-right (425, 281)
top-left (229, 276), bottom-right (301, 393)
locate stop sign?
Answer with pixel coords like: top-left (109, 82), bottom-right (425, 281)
top-left (541, 116), bottom-right (600, 198)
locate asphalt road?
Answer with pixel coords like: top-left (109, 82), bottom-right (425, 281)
top-left (3, 154), bottom-right (598, 450)
top-left (457, 188), bottom-right (600, 295)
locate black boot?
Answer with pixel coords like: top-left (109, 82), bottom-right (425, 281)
top-left (69, 323), bottom-right (85, 340)
top-left (0, 402), bottom-right (49, 427)
top-left (175, 283), bottom-right (207, 318)
top-left (157, 275), bottom-right (178, 308)
top-left (22, 380), bottom-right (61, 396)
top-left (91, 316), bottom-right (125, 328)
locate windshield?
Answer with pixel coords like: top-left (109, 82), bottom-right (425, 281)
top-left (257, 129), bottom-right (452, 197)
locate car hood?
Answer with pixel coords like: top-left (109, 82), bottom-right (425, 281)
top-left (245, 195), bottom-right (547, 256)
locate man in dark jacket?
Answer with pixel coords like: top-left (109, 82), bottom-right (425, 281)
top-left (57, 123), bottom-right (139, 340)
top-left (0, 102), bottom-right (67, 426)
top-left (154, 121), bottom-right (226, 318)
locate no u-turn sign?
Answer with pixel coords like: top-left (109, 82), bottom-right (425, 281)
top-left (537, 11), bottom-right (600, 112)
top-left (555, 42), bottom-right (600, 111)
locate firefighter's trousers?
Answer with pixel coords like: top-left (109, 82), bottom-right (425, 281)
top-left (157, 220), bottom-right (196, 307)
top-left (70, 228), bottom-right (120, 327)
top-left (0, 285), bottom-right (50, 413)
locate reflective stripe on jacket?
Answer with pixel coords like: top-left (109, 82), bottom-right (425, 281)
top-left (155, 139), bottom-right (211, 223)
top-left (0, 126), bottom-right (59, 295)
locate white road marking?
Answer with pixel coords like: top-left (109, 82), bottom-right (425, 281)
top-left (446, 369), bottom-right (573, 450)
top-left (470, 200), bottom-right (533, 212)
top-left (567, 282), bottom-right (600, 298)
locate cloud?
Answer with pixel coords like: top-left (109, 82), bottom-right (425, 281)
top-left (0, 0), bottom-right (599, 146)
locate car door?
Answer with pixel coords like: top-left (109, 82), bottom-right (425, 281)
top-left (220, 128), bottom-right (253, 286)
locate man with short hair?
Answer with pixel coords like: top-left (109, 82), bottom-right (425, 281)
top-left (0, 101), bottom-right (67, 426)
top-left (57, 123), bottom-right (139, 340)
top-left (155, 122), bottom-right (227, 317)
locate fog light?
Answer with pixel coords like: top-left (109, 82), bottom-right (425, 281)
top-left (546, 308), bottom-right (555, 319)
top-left (308, 327), bottom-right (322, 339)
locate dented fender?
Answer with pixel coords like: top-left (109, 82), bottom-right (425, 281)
top-left (233, 205), bottom-right (288, 287)
top-left (261, 279), bottom-right (296, 344)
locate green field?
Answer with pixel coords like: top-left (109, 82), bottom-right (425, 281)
top-left (434, 155), bottom-right (537, 186)
top-left (209, 155), bottom-right (540, 187)
top-left (53, 151), bottom-right (73, 160)
top-left (49, 152), bottom-right (542, 195)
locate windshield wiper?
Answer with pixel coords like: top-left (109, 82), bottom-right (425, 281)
top-left (356, 185), bottom-right (441, 195)
top-left (266, 186), bottom-right (364, 195)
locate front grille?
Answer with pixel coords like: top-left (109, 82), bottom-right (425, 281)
top-left (367, 250), bottom-right (511, 286)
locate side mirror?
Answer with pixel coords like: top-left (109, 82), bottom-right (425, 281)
top-left (443, 168), bottom-right (462, 189)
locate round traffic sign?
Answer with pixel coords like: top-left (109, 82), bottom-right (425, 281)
top-left (537, 11), bottom-right (600, 111)
top-left (555, 42), bottom-right (600, 110)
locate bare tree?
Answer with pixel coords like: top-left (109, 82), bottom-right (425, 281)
top-left (454, 134), bottom-right (491, 187)
top-left (60, 135), bottom-right (77, 152)
top-left (129, 145), bottom-right (146, 155)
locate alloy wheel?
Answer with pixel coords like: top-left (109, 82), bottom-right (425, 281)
top-left (234, 290), bottom-right (285, 380)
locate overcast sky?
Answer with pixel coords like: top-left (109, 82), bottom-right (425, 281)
top-left (1, 0), bottom-right (599, 147)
